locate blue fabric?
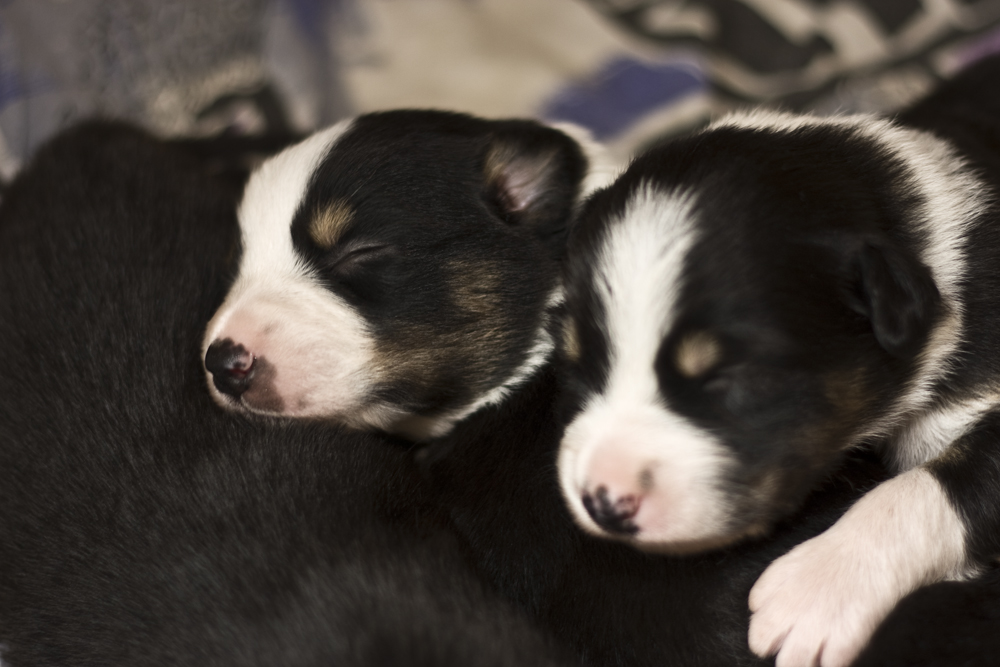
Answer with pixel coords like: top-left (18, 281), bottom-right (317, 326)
top-left (543, 57), bottom-right (705, 141)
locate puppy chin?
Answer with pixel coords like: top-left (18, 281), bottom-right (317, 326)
top-left (629, 530), bottom-right (756, 556)
top-left (205, 381), bottom-right (286, 417)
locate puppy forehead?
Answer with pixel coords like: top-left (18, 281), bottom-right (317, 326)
top-left (591, 185), bottom-right (699, 398)
top-left (237, 120), bottom-right (354, 273)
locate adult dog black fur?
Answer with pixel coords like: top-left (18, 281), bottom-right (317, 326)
top-left (0, 123), bottom-right (571, 667)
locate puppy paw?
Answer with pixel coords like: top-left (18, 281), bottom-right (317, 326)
top-left (748, 531), bottom-right (895, 667)
top-left (749, 470), bottom-right (970, 667)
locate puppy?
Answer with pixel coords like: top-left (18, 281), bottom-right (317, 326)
top-left (201, 110), bottom-right (613, 439)
top-left (556, 55), bottom-right (1000, 667)
top-left (0, 122), bottom-right (573, 667)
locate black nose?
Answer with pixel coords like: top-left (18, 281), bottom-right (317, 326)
top-left (582, 486), bottom-right (640, 536)
top-left (204, 339), bottom-right (255, 398)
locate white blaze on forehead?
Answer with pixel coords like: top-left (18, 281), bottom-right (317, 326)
top-left (559, 185), bottom-right (736, 547)
top-left (203, 119), bottom-right (380, 422)
top-left (598, 185), bottom-right (697, 402)
top-left (237, 119), bottom-right (355, 283)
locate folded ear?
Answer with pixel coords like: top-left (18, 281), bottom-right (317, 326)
top-left (846, 240), bottom-right (941, 359)
top-left (482, 121), bottom-right (592, 254)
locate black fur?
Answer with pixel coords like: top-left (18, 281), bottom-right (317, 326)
top-left (299, 111), bottom-right (585, 420)
top-left (853, 567), bottom-right (1000, 667)
top-left (0, 123), bottom-right (572, 667)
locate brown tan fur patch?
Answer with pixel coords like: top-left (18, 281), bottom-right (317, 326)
top-left (823, 368), bottom-right (869, 424)
top-left (675, 332), bottom-right (721, 378)
top-left (790, 368), bottom-right (871, 456)
top-left (448, 260), bottom-right (504, 321)
top-left (309, 200), bottom-right (354, 249)
top-left (562, 317), bottom-right (581, 363)
top-left (367, 261), bottom-right (517, 427)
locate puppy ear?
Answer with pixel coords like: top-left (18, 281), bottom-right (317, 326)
top-left (847, 241), bottom-right (941, 359)
top-left (482, 122), bottom-right (589, 244)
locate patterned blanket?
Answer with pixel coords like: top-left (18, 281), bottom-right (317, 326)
top-left (1, 0), bottom-right (999, 181)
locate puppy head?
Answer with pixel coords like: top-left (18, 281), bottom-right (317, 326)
top-left (203, 111), bottom-right (604, 439)
top-left (557, 114), bottom-right (974, 552)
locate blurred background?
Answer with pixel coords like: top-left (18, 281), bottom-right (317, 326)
top-left (1, 0), bottom-right (999, 179)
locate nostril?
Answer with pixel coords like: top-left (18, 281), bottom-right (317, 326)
top-left (582, 485), bottom-right (641, 536)
top-left (204, 338), bottom-right (255, 398)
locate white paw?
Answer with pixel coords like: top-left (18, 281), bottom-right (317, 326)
top-left (748, 470), bottom-right (970, 667)
top-left (747, 530), bottom-right (897, 667)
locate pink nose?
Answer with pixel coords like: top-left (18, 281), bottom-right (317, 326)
top-left (580, 441), bottom-right (652, 535)
top-left (582, 485), bottom-right (642, 535)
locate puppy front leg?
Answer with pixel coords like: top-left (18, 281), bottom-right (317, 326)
top-left (926, 409), bottom-right (1000, 571)
top-left (748, 466), bottom-right (970, 667)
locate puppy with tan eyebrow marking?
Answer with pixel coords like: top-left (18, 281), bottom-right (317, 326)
top-left (203, 110), bottom-right (613, 439)
top-left (558, 56), bottom-right (1000, 667)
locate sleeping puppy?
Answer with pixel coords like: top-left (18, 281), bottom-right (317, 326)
top-left (0, 122), bottom-right (573, 667)
top-left (556, 55), bottom-right (1000, 667)
top-left (201, 110), bottom-right (613, 439)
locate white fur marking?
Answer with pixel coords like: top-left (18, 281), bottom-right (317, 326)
top-left (203, 120), bottom-right (380, 422)
top-left (558, 185), bottom-right (736, 546)
top-left (749, 468), bottom-right (970, 667)
top-left (546, 121), bottom-right (621, 200)
top-left (236, 120), bottom-right (355, 287)
top-left (560, 397), bottom-right (736, 549)
top-left (598, 186), bottom-right (696, 403)
top-left (891, 395), bottom-right (1000, 471)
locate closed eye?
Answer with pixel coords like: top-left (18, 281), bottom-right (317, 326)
top-left (324, 243), bottom-right (394, 275)
top-left (702, 373), bottom-right (732, 396)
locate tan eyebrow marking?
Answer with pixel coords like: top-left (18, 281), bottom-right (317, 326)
top-left (562, 316), bottom-right (582, 363)
top-left (309, 200), bottom-right (354, 249)
top-left (676, 331), bottom-right (721, 378)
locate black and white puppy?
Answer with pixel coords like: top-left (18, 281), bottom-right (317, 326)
top-left (0, 122), bottom-right (573, 667)
top-left (202, 110), bottom-right (613, 439)
top-left (557, 56), bottom-right (1000, 667)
